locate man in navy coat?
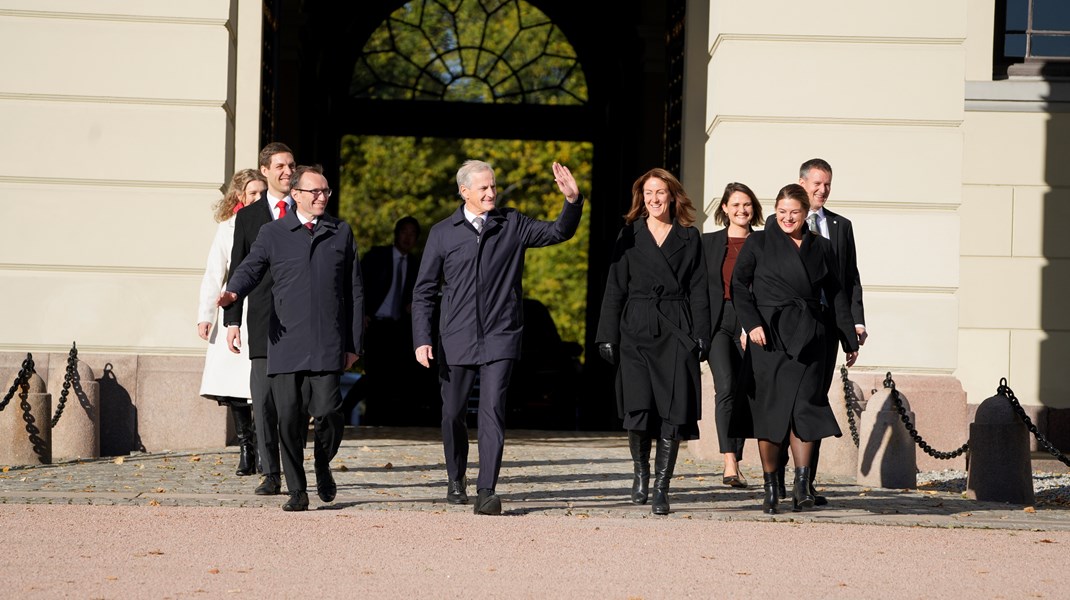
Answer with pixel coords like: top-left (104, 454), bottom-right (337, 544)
top-left (221, 165), bottom-right (364, 511)
top-left (412, 159), bottom-right (583, 515)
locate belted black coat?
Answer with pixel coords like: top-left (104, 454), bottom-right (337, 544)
top-left (227, 211), bottom-right (365, 376)
top-left (596, 219), bottom-right (710, 426)
top-left (730, 220), bottom-right (858, 442)
top-left (412, 198), bottom-right (584, 366)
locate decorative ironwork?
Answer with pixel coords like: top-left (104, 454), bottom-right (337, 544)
top-left (352, 0), bottom-right (588, 105)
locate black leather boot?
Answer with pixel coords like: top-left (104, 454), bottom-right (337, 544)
top-left (627, 431), bottom-right (652, 505)
top-left (776, 464), bottom-right (787, 499)
top-left (762, 471), bottom-right (779, 514)
top-left (793, 466), bottom-right (815, 511)
top-left (231, 405), bottom-right (257, 477)
top-left (651, 438), bottom-right (680, 516)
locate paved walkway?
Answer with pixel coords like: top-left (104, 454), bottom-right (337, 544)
top-left (3, 427), bottom-right (1067, 531)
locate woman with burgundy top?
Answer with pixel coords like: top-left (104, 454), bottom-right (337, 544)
top-left (702, 183), bottom-right (764, 488)
top-left (731, 184), bottom-right (858, 514)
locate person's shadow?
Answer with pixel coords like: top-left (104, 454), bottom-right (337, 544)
top-left (98, 363), bottom-right (145, 455)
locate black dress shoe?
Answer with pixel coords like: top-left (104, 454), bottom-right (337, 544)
top-left (473, 489), bottom-right (502, 515)
top-left (282, 491), bottom-right (309, 512)
top-left (255, 473), bottom-right (282, 496)
top-left (316, 464), bottom-right (337, 503)
top-left (447, 477), bottom-right (468, 505)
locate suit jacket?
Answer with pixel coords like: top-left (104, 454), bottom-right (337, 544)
top-left (823, 208), bottom-right (865, 326)
top-left (360, 244), bottom-right (420, 319)
top-left (412, 196), bottom-right (584, 366)
top-left (223, 199), bottom-right (275, 358)
top-left (227, 211), bottom-right (365, 375)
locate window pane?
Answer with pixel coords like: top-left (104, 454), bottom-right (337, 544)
top-left (1005, 33), bottom-right (1027, 57)
top-left (1005, 0), bottom-right (1029, 31)
top-left (1034, 0), bottom-right (1070, 31)
top-left (1030, 34), bottom-right (1070, 57)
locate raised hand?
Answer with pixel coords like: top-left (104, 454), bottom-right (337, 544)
top-left (552, 162), bottom-right (580, 203)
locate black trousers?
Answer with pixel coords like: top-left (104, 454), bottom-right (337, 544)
top-left (250, 358), bottom-right (281, 476)
top-left (440, 359), bottom-right (514, 491)
top-left (270, 371), bottom-right (344, 493)
top-left (707, 300), bottom-right (746, 459)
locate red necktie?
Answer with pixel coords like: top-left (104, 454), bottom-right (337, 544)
top-left (276, 200), bottom-right (287, 219)
top-left (305, 221), bottom-right (315, 232)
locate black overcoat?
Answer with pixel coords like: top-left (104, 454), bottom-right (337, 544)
top-left (412, 197), bottom-right (583, 366)
top-left (227, 211), bottom-right (365, 375)
top-left (596, 219), bottom-right (711, 426)
top-left (824, 208), bottom-right (865, 326)
top-left (730, 220), bottom-right (858, 442)
top-left (223, 198), bottom-right (275, 358)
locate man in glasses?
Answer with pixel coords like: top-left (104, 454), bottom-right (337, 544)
top-left (221, 164), bottom-right (364, 512)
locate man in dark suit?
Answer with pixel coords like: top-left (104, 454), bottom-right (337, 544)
top-left (221, 165), bottom-right (364, 511)
top-left (412, 160), bottom-right (583, 515)
top-left (223, 142), bottom-right (295, 496)
top-left (360, 216), bottom-right (422, 424)
top-left (778, 157), bottom-right (867, 504)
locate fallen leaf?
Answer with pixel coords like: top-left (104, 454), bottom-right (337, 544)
top-left (190, 456), bottom-right (201, 462)
top-left (113, 457), bottom-right (124, 465)
top-left (2, 466), bottom-right (10, 472)
top-left (148, 500), bottom-right (160, 507)
top-left (1024, 506), bottom-right (1036, 513)
top-left (149, 550), bottom-right (164, 555)
top-left (208, 568), bottom-right (220, 574)
top-left (339, 464), bottom-right (349, 472)
top-left (360, 446), bottom-right (372, 452)
top-left (106, 576), bottom-right (118, 581)
top-left (153, 488), bottom-right (166, 493)
top-left (1038, 539), bottom-right (1055, 544)
top-left (382, 462), bottom-right (393, 469)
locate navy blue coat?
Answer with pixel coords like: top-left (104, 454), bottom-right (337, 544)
top-left (227, 211), bottom-right (364, 375)
top-left (412, 198), bottom-right (584, 366)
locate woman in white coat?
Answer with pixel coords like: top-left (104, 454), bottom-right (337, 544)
top-left (196, 169), bottom-right (267, 475)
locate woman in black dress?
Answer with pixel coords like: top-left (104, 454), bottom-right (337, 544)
top-left (702, 183), bottom-right (764, 488)
top-left (596, 168), bottom-right (710, 516)
top-left (731, 184), bottom-right (858, 514)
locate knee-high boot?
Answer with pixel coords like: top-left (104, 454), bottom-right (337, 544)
top-left (231, 404), bottom-right (257, 477)
top-left (628, 431), bottom-right (652, 505)
top-left (762, 471), bottom-right (779, 514)
top-left (651, 438), bottom-right (680, 516)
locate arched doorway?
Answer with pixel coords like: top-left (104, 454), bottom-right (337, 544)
top-left (261, 0), bottom-right (686, 429)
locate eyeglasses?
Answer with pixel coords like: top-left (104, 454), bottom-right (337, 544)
top-left (293, 187), bottom-right (333, 199)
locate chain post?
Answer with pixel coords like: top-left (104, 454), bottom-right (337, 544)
top-left (884, 372), bottom-right (969, 460)
top-left (997, 378), bottom-right (1070, 467)
top-left (1, 353), bottom-right (35, 413)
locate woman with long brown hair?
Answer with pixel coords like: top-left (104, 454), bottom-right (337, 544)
top-left (731, 183), bottom-right (858, 514)
top-left (596, 168), bottom-right (710, 515)
top-left (196, 168), bottom-right (267, 476)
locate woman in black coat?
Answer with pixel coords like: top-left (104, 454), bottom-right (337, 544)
top-left (731, 184), bottom-right (858, 514)
top-left (702, 182), bottom-right (764, 489)
top-left (596, 168), bottom-right (710, 516)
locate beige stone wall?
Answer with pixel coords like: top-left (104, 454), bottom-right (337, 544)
top-left (0, 1), bottom-right (262, 450)
top-left (702, 1), bottom-right (967, 377)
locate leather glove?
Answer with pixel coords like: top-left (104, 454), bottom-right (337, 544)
top-left (597, 342), bottom-right (618, 365)
top-left (694, 338), bottom-right (709, 362)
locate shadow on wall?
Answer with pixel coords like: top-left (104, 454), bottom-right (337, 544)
top-left (1039, 73), bottom-right (1070, 451)
top-left (98, 363), bottom-right (144, 455)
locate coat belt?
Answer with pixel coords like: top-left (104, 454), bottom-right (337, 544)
top-left (757, 297), bottom-right (821, 359)
top-left (626, 289), bottom-right (695, 351)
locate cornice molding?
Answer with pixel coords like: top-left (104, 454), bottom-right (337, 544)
top-left (0, 343), bottom-right (203, 357)
top-left (708, 114), bottom-right (962, 135)
top-left (0, 92), bottom-right (229, 111)
top-left (0, 8), bottom-right (226, 27)
top-left (709, 33), bottom-right (965, 56)
top-left (0, 263), bottom-right (202, 277)
top-left (0, 175), bottom-right (223, 191)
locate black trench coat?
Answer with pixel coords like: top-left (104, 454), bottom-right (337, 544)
top-left (596, 219), bottom-right (711, 427)
top-left (730, 220), bottom-right (858, 443)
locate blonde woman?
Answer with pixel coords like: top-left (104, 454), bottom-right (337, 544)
top-left (196, 169), bottom-right (267, 476)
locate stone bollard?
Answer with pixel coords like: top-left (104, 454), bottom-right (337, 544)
top-left (856, 387), bottom-right (917, 489)
top-left (0, 371), bottom-right (52, 466)
top-left (50, 361), bottom-right (100, 461)
top-left (965, 391), bottom-right (1034, 504)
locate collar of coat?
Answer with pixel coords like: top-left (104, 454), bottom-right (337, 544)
top-left (279, 210), bottom-right (340, 233)
top-left (763, 219), bottom-right (828, 292)
top-left (632, 217), bottom-right (696, 258)
top-left (450, 204), bottom-right (505, 234)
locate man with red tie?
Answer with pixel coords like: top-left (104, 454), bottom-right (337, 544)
top-left (221, 164), bottom-right (364, 511)
top-left (223, 142), bottom-right (295, 497)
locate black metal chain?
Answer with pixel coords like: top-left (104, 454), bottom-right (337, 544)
top-left (884, 372), bottom-right (970, 460)
top-left (51, 342), bottom-right (79, 428)
top-left (840, 365), bottom-right (860, 447)
top-left (998, 378), bottom-right (1070, 467)
top-left (1, 354), bottom-right (35, 413)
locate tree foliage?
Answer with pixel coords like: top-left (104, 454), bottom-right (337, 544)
top-left (339, 135), bottom-right (592, 353)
